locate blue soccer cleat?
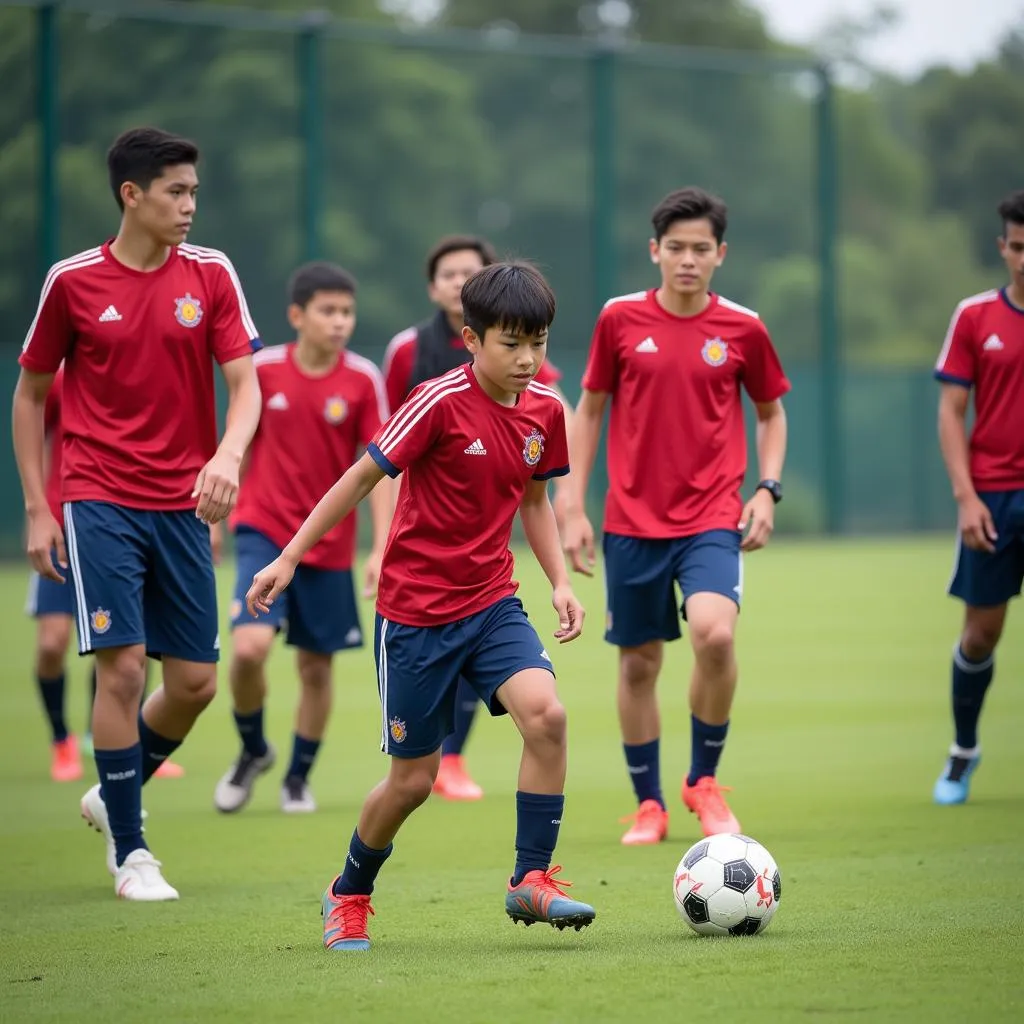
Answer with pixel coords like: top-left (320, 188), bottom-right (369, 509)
top-left (505, 865), bottom-right (596, 931)
top-left (933, 749), bottom-right (981, 805)
top-left (322, 879), bottom-right (374, 951)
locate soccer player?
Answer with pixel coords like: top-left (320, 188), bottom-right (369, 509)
top-left (382, 234), bottom-right (573, 801)
top-left (561, 187), bottom-right (790, 843)
top-left (247, 262), bottom-right (595, 950)
top-left (13, 126), bottom-right (262, 901)
top-left (214, 262), bottom-right (392, 815)
top-left (932, 189), bottom-right (1024, 805)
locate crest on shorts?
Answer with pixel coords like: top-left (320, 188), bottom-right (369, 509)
top-left (174, 293), bottom-right (203, 328)
top-left (229, 599), bottom-right (243, 620)
top-left (91, 608), bottom-right (112, 634)
top-left (522, 429), bottom-right (545, 467)
top-left (389, 717), bottom-right (407, 744)
top-left (701, 338), bottom-right (728, 367)
top-left (324, 396), bottom-right (348, 424)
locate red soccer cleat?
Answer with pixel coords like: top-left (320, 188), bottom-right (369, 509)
top-left (682, 776), bottom-right (741, 836)
top-left (432, 754), bottom-right (483, 801)
top-left (153, 759), bottom-right (185, 780)
top-left (619, 799), bottom-right (669, 845)
top-left (51, 735), bottom-right (83, 782)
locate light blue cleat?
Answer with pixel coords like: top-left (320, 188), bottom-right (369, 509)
top-left (933, 749), bottom-right (981, 805)
top-left (322, 880), bottom-right (373, 951)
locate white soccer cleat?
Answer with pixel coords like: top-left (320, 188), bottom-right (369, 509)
top-left (280, 777), bottom-right (317, 814)
top-left (114, 849), bottom-right (179, 901)
top-left (80, 783), bottom-right (148, 877)
top-left (214, 746), bottom-right (276, 813)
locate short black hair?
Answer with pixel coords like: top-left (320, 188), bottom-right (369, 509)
top-left (461, 261), bottom-right (556, 340)
top-left (997, 190), bottom-right (1024, 232)
top-left (425, 235), bottom-right (497, 281)
top-left (651, 187), bottom-right (728, 243)
top-left (287, 262), bottom-right (358, 308)
top-left (107, 127), bottom-right (199, 211)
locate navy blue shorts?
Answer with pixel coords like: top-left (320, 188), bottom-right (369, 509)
top-left (25, 548), bottom-right (75, 618)
top-left (603, 530), bottom-right (743, 647)
top-left (231, 526), bottom-right (363, 655)
top-left (62, 500), bottom-right (219, 662)
top-left (375, 596), bottom-right (553, 759)
top-left (948, 489), bottom-right (1024, 607)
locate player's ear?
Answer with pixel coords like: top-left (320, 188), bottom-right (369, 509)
top-left (715, 241), bottom-right (728, 266)
top-left (649, 237), bottom-right (659, 264)
top-left (120, 181), bottom-right (141, 210)
top-left (462, 325), bottom-right (481, 352)
top-left (286, 303), bottom-right (304, 331)
top-left (427, 279), bottom-right (440, 305)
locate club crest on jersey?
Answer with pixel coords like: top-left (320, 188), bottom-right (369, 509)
top-left (522, 429), bottom-right (545, 467)
top-left (174, 293), bottom-right (203, 328)
top-left (91, 608), bottom-right (112, 634)
top-left (701, 338), bottom-right (728, 366)
top-left (324, 396), bottom-right (348, 424)
top-left (389, 717), bottom-right (407, 744)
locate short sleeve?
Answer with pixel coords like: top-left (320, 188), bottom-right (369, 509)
top-left (367, 378), bottom-right (451, 477)
top-left (580, 308), bottom-right (618, 394)
top-left (208, 256), bottom-right (261, 363)
top-left (742, 320), bottom-right (791, 404)
top-left (382, 330), bottom-right (417, 412)
top-left (532, 400), bottom-right (569, 481)
top-left (19, 271), bottom-right (73, 374)
top-left (357, 365), bottom-right (390, 448)
top-left (934, 303), bottom-right (975, 387)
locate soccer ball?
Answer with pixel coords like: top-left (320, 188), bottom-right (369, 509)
top-left (673, 833), bottom-right (781, 936)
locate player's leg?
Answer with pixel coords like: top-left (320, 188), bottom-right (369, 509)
top-left (434, 677), bottom-right (485, 801)
top-left (603, 534), bottom-right (679, 845)
top-left (465, 597), bottom-right (595, 929)
top-left (65, 501), bottom-right (176, 900)
top-left (676, 530), bottom-right (744, 836)
top-left (81, 662), bottom-right (97, 757)
top-left (322, 615), bottom-right (459, 951)
top-left (280, 563), bottom-right (364, 813)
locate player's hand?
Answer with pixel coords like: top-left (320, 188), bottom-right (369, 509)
top-left (561, 511), bottom-right (596, 576)
top-left (552, 583), bottom-right (585, 644)
top-left (739, 489), bottom-right (775, 552)
top-left (958, 493), bottom-right (997, 553)
top-left (363, 549), bottom-right (383, 598)
top-left (26, 509), bottom-right (67, 583)
top-left (209, 521), bottom-right (224, 566)
top-left (192, 449), bottom-right (242, 525)
top-left (246, 555), bottom-right (297, 616)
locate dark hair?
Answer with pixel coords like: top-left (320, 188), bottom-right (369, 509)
top-left (651, 187), bottom-right (728, 243)
top-left (107, 127), bottom-right (199, 211)
top-left (461, 261), bottom-right (556, 340)
top-left (287, 261), bottom-right (358, 307)
top-left (997, 190), bottom-right (1024, 232)
top-left (425, 235), bottom-right (497, 281)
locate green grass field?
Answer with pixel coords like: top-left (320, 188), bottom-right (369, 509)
top-left (1, 538), bottom-right (1023, 1023)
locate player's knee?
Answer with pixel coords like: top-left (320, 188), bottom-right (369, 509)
top-left (690, 620), bottom-right (736, 665)
top-left (620, 646), bottom-right (660, 689)
top-left (231, 627), bottom-right (274, 669)
top-left (961, 623), bottom-right (1002, 659)
top-left (389, 765), bottom-right (435, 810)
top-left (36, 618), bottom-right (72, 668)
top-left (523, 698), bottom-right (567, 748)
top-left (297, 652), bottom-right (332, 690)
top-left (96, 650), bottom-right (146, 709)
top-left (165, 663), bottom-right (218, 709)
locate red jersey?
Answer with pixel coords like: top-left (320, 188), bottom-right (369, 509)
top-left (368, 365), bottom-right (569, 626)
top-left (582, 289), bottom-right (790, 538)
top-left (233, 344), bottom-right (389, 569)
top-left (19, 241), bottom-right (260, 510)
top-left (44, 366), bottom-right (64, 522)
top-left (382, 321), bottom-right (563, 412)
top-left (934, 288), bottom-right (1024, 490)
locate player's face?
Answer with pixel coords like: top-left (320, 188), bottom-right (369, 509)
top-left (428, 250), bottom-right (487, 320)
top-left (126, 163), bottom-right (199, 246)
top-left (289, 290), bottom-right (357, 354)
top-left (464, 326), bottom-right (548, 398)
top-left (650, 218), bottom-right (726, 297)
top-left (998, 222), bottom-right (1024, 287)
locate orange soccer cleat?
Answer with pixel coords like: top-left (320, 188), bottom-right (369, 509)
top-left (682, 776), bottom-right (740, 836)
top-left (432, 754), bottom-right (483, 801)
top-left (51, 735), bottom-right (84, 782)
top-left (153, 759), bottom-right (186, 780)
top-left (619, 798), bottom-right (669, 845)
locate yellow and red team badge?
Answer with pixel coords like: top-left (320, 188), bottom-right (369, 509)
top-left (174, 293), bottom-right (204, 328)
top-left (522, 429), bottom-right (545, 467)
top-left (324, 396), bottom-right (347, 424)
top-left (91, 608), bottom-right (112, 634)
top-left (701, 338), bottom-right (728, 366)
top-left (229, 599), bottom-right (243, 620)
top-left (389, 717), bottom-right (407, 744)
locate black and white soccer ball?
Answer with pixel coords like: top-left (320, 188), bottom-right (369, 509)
top-left (673, 833), bottom-right (781, 936)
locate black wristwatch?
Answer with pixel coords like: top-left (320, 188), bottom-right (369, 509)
top-left (756, 479), bottom-right (783, 504)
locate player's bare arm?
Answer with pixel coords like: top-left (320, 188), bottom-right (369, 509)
top-left (938, 382), bottom-right (996, 552)
top-left (12, 368), bottom-right (66, 582)
top-left (193, 354), bottom-right (261, 525)
top-left (548, 384), bottom-right (577, 531)
top-left (560, 388), bottom-right (607, 576)
top-left (247, 451), bottom-right (386, 614)
top-left (739, 399), bottom-right (788, 552)
top-left (521, 477), bottom-right (585, 643)
top-left (363, 472), bottom-right (395, 598)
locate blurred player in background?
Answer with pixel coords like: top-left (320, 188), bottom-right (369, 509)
top-left (13, 126), bottom-right (261, 900)
top-left (214, 261), bottom-right (392, 815)
top-left (248, 262), bottom-right (595, 950)
top-left (382, 234), bottom-right (574, 801)
top-left (562, 187), bottom-right (790, 843)
top-left (932, 189), bottom-right (1024, 805)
